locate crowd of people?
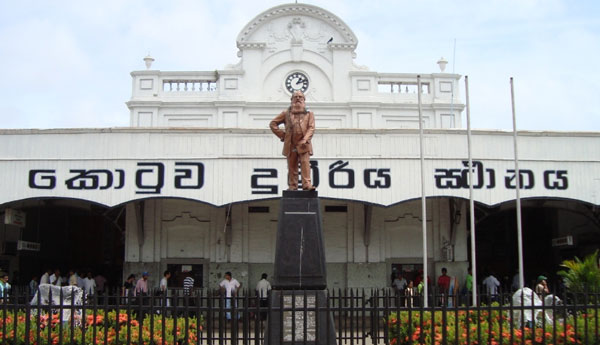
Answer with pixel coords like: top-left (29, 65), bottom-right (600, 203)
top-left (391, 266), bottom-right (556, 307)
top-left (121, 270), bottom-right (195, 301)
top-left (3, 268), bottom-right (109, 299)
top-left (11, 265), bottom-right (553, 309)
top-left (0, 267), bottom-right (267, 302)
top-left (118, 269), bottom-right (270, 318)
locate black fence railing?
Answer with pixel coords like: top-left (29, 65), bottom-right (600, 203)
top-left (0, 285), bottom-right (598, 344)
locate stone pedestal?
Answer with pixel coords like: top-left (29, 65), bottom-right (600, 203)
top-left (265, 290), bottom-right (336, 345)
top-left (266, 190), bottom-right (336, 344)
top-left (273, 190), bottom-right (327, 289)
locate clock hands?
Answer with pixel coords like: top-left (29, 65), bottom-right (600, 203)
top-left (286, 72), bottom-right (308, 92)
top-left (292, 77), bottom-right (304, 89)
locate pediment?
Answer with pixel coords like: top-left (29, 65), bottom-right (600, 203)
top-left (236, 3), bottom-right (358, 53)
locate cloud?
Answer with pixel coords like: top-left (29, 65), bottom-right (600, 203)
top-left (0, 19), bottom-right (91, 86)
top-left (0, 0), bottom-right (598, 131)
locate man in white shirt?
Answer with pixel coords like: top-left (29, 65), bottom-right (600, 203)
top-left (219, 271), bottom-right (241, 320)
top-left (255, 273), bottom-right (271, 321)
top-left (255, 273), bottom-right (271, 299)
top-left (482, 272), bottom-right (501, 304)
top-left (159, 270), bottom-right (171, 307)
top-left (83, 272), bottom-right (97, 298)
top-left (49, 269), bottom-right (61, 286)
top-left (40, 269), bottom-right (51, 285)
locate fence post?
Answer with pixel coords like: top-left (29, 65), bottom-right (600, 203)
top-left (207, 289), bottom-right (213, 345)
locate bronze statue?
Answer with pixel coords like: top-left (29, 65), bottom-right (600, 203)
top-left (270, 91), bottom-right (316, 191)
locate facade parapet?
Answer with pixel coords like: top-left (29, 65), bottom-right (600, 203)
top-left (128, 69), bottom-right (463, 129)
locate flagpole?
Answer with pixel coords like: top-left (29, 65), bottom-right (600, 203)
top-left (417, 75), bottom-right (428, 307)
top-left (464, 76), bottom-right (478, 305)
top-left (510, 77), bottom-right (525, 288)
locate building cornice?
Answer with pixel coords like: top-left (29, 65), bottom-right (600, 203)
top-left (2, 127), bottom-right (599, 138)
top-left (125, 100), bottom-right (465, 110)
top-left (130, 70), bottom-right (219, 79)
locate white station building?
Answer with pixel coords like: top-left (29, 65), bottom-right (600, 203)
top-left (1, 3), bottom-right (599, 290)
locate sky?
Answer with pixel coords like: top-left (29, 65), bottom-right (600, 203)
top-left (1, 0), bottom-right (599, 131)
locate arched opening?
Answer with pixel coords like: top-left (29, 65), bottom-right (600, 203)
top-left (474, 198), bottom-right (600, 290)
top-left (0, 198), bottom-right (125, 288)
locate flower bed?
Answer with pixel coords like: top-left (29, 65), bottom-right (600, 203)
top-left (386, 306), bottom-right (599, 345)
top-left (0, 309), bottom-right (204, 345)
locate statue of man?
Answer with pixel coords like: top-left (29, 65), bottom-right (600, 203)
top-left (270, 91), bottom-right (316, 191)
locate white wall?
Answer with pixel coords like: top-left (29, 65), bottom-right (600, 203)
top-left (122, 196), bottom-right (468, 288)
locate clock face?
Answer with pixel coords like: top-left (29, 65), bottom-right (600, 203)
top-left (285, 72), bottom-right (309, 94)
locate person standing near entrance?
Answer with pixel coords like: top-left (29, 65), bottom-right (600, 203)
top-left (83, 272), bottom-right (96, 299)
top-left (405, 280), bottom-right (415, 307)
top-left (270, 91), bottom-right (316, 191)
top-left (135, 272), bottom-right (149, 297)
top-left (437, 267), bottom-right (451, 306)
top-left (122, 274), bottom-right (136, 303)
top-left (0, 272), bottom-right (10, 301)
top-left (68, 270), bottom-right (78, 286)
top-left (219, 271), bottom-right (241, 320)
top-left (461, 267), bottom-right (473, 305)
top-left (29, 275), bottom-right (39, 297)
top-left (49, 269), bottom-right (61, 286)
top-left (159, 270), bottom-right (171, 307)
top-left (183, 271), bottom-right (194, 296)
top-left (482, 270), bottom-right (501, 303)
top-left (40, 269), bottom-right (51, 285)
top-left (94, 273), bottom-right (107, 296)
top-left (535, 275), bottom-right (550, 298)
top-left (255, 273), bottom-right (271, 321)
top-left (393, 274), bottom-right (408, 295)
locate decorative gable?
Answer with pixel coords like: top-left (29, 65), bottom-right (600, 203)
top-left (236, 3), bottom-right (358, 61)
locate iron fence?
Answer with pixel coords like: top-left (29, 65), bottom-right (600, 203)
top-left (0, 286), bottom-right (598, 344)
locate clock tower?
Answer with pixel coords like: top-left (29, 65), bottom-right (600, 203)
top-left (235, 4), bottom-right (358, 102)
